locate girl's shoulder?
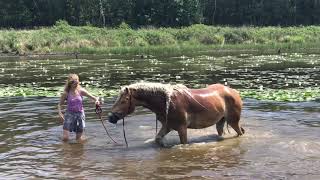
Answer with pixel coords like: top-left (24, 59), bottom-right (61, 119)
top-left (78, 87), bottom-right (87, 96)
top-left (60, 91), bottom-right (68, 100)
top-left (61, 91), bottom-right (68, 96)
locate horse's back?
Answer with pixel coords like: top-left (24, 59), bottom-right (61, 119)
top-left (208, 84), bottom-right (241, 99)
top-left (190, 84), bottom-right (240, 99)
top-left (189, 83), bottom-right (242, 110)
top-left (209, 83), bottom-right (242, 105)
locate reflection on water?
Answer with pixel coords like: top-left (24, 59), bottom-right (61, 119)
top-left (0, 97), bottom-right (320, 179)
top-left (1, 53), bottom-right (320, 179)
top-left (58, 143), bottom-right (86, 178)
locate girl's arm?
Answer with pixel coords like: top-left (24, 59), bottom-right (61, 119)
top-left (58, 91), bottom-right (67, 122)
top-left (80, 88), bottom-right (100, 105)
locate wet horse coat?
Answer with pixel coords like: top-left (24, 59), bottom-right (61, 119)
top-left (108, 82), bottom-right (244, 145)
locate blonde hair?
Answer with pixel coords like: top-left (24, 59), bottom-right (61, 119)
top-left (64, 74), bottom-right (81, 93)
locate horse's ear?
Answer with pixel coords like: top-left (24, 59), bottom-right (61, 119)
top-left (124, 87), bottom-right (129, 94)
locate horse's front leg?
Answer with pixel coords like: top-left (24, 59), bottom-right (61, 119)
top-left (155, 125), bottom-right (170, 146)
top-left (177, 125), bottom-right (187, 144)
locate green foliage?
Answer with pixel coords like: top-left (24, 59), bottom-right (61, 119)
top-left (279, 35), bottom-right (305, 44)
top-left (55, 20), bottom-right (70, 27)
top-left (118, 22), bottom-right (131, 30)
top-left (143, 30), bottom-right (176, 46)
top-left (115, 30), bottom-right (147, 47)
top-left (174, 24), bottom-right (213, 41)
top-left (2, 24), bottom-right (320, 55)
top-left (2, 0), bottom-right (320, 28)
top-left (198, 34), bottom-right (224, 45)
top-left (53, 20), bottom-right (75, 34)
top-left (223, 28), bottom-right (253, 44)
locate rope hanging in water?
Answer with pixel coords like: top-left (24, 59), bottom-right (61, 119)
top-left (122, 118), bottom-right (128, 148)
top-left (95, 104), bottom-right (118, 144)
top-left (156, 117), bottom-right (158, 135)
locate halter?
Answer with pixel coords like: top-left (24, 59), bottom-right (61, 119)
top-left (122, 89), bottom-right (160, 147)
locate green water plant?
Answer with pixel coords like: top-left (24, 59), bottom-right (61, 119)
top-left (1, 85), bottom-right (320, 102)
top-left (240, 88), bottom-right (320, 102)
top-left (0, 86), bottom-right (119, 98)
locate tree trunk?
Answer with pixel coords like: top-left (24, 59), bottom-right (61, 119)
top-left (99, 0), bottom-right (106, 27)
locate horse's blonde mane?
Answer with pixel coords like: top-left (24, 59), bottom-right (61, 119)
top-left (120, 82), bottom-right (187, 116)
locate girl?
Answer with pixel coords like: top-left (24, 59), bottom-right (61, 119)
top-left (58, 74), bottom-right (100, 142)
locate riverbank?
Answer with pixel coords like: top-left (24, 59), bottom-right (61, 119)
top-left (2, 21), bottom-right (320, 56)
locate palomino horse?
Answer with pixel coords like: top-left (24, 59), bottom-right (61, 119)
top-left (108, 82), bottom-right (244, 145)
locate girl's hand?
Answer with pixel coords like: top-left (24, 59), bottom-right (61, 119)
top-left (95, 99), bottom-right (100, 106)
top-left (58, 112), bottom-right (65, 123)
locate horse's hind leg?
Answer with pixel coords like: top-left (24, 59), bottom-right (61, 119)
top-left (226, 112), bottom-right (245, 136)
top-left (216, 117), bottom-right (226, 136)
top-left (229, 122), bottom-right (244, 136)
top-left (241, 127), bottom-right (245, 134)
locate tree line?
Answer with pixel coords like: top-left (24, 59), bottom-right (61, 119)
top-left (1, 0), bottom-right (320, 28)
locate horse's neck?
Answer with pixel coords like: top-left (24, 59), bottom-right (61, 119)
top-left (135, 93), bottom-right (166, 114)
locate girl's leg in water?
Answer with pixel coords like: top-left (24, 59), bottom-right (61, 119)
top-left (63, 130), bottom-right (69, 141)
top-left (76, 132), bottom-right (86, 142)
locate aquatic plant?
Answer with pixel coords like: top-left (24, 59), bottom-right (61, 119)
top-left (0, 86), bottom-right (119, 98)
top-left (1, 85), bottom-right (320, 102)
top-left (240, 88), bottom-right (320, 102)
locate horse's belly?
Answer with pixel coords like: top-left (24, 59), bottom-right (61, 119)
top-left (186, 112), bottom-right (223, 129)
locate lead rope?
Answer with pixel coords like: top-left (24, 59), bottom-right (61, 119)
top-left (95, 104), bottom-right (118, 144)
top-left (156, 117), bottom-right (158, 134)
top-left (122, 118), bottom-right (128, 148)
top-left (121, 92), bottom-right (132, 148)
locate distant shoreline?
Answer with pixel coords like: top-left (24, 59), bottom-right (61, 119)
top-left (1, 21), bottom-right (320, 58)
top-left (1, 47), bottom-right (320, 60)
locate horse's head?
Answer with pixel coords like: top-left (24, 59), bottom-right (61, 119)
top-left (108, 86), bottom-right (136, 124)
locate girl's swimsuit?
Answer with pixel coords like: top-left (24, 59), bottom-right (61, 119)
top-left (63, 90), bottom-right (85, 133)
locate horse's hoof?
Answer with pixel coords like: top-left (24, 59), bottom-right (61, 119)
top-left (217, 136), bottom-right (224, 141)
top-left (155, 138), bottom-right (165, 147)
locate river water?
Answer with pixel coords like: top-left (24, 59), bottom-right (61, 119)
top-left (0, 53), bottom-right (320, 179)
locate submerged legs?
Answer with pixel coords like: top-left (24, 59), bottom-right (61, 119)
top-left (155, 125), bottom-right (170, 146)
top-left (226, 112), bottom-right (245, 136)
top-left (177, 125), bottom-right (187, 144)
top-left (216, 117), bottom-right (226, 136)
top-left (217, 113), bottom-right (245, 137)
top-left (63, 130), bottom-right (69, 141)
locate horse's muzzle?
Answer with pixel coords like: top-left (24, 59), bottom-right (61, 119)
top-left (108, 112), bottom-right (122, 124)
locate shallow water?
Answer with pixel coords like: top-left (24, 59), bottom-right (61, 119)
top-left (1, 53), bottom-right (320, 179)
top-left (0, 97), bottom-right (320, 179)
